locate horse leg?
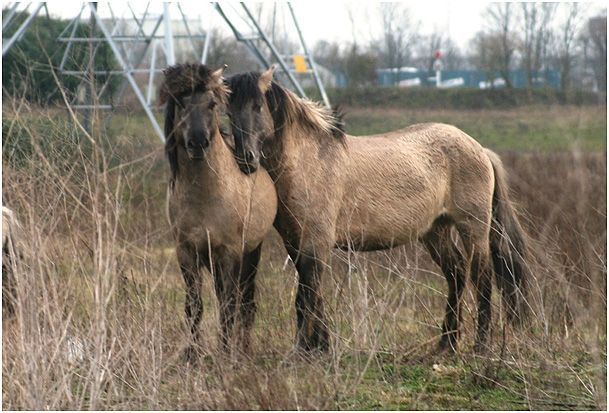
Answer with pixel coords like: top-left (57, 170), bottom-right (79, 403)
top-left (177, 244), bottom-right (204, 363)
top-left (237, 244), bottom-right (262, 354)
top-left (2, 260), bottom-right (16, 317)
top-left (421, 219), bottom-right (466, 352)
top-left (285, 242), bottom-right (330, 353)
top-left (211, 252), bottom-right (239, 354)
top-left (472, 249), bottom-right (493, 353)
top-left (457, 222), bottom-right (493, 354)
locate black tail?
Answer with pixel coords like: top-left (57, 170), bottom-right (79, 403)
top-left (485, 149), bottom-right (530, 324)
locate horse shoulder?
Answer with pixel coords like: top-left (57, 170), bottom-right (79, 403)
top-left (238, 169), bottom-right (278, 247)
top-left (270, 140), bottom-right (346, 247)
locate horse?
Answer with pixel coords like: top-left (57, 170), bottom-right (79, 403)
top-left (161, 64), bottom-right (277, 361)
top-left (225, 67), bottom-right (529, 354)
top-left (3, 206), bottom-right (22, 316)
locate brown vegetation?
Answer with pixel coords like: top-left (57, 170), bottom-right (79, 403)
top-left (1, 100), bottom-right (606, 409)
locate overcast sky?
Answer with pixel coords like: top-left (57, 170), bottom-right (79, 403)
top-left (19, 1), bottom-right (608, 51)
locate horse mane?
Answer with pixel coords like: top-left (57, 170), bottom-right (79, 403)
top-left (331, 105), bottom-right (346, 136)
top-left (160, 63), bottom-right (230, 185)
top-left (227, 72), bottom-right (346, 143)
top-left (159, 63), bottom-right (229, 105)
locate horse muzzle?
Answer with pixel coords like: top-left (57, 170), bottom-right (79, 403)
top-left (237, 158), bottom-right (259, 175)
top-left (186, 148), bottom-right (204, 160)
top-left (186, 140), bottom-right (207, 160)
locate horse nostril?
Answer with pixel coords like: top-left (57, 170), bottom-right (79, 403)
top-left (246, 150), bottom-right (256, 163)
top-left (186, 140), bottom-right (196, 149)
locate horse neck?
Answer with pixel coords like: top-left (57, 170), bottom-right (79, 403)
top-left (175, 129), bottom-right (237, 191)
top-left (263, 120), bottom-right (336, 181)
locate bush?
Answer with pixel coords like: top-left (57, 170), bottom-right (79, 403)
top-left (310, 86), bottom-right (604, 109)
top-left (2, 8), bottom-right (119, 105)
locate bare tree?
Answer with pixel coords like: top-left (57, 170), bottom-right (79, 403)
top-left (312, 39), bottom-right (378, 88)
top-left (312, 40), bottom-right (342, 72)
top-left (189, 29), bottom-right (258, 73)
top-left (344, 43), bottom-right (378, 87)
top-left (471, 31), bottom-right (504, 87)
top-left (415, 32), bottom-right (463, 72)
top-left (555, 3), bottom-right (583, 92)
top-left (485, 3), bottom-right (516, 88)
top-left (378, 3), bottom-right (420, 85)
top-left (416, 32), bottom-right (442, 72)
top-left (521, 3), bottom-right (557, 88)
top-left (584, 14), bottom-right (607, 93)
top-left (438, 37), bottom-right (464, 71)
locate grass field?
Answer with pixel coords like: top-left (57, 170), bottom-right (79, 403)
top-left (2, 102), bottom-right (607, 409)
top-left (343, 105), bottom-right (607, 151)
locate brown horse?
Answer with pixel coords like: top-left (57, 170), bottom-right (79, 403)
top-left (225, 67), bottom-right (529, 354)
top-left (161, 64), bottom-right (277, 361)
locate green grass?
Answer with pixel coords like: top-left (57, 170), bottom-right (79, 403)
top-left (343, 105), bottom-right (607, 151)
top-left (338, 355), bottom-right (600, 410)
top-left (95, 105), bottom-right (608, 153)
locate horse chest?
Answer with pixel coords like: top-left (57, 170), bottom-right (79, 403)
top-left (169, 191), bottom-right (245, 250)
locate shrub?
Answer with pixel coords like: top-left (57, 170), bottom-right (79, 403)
top-left (308, 86), bottom-right (603, 109)
top-left (2, 8), bottom-right (119, 105)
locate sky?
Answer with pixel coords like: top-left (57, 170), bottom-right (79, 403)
top-left (10, 1), bottom-right (608, 51)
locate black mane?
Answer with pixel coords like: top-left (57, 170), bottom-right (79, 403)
top-left (162, 63), bottom-right (229, 185)
top-left (226, 71), bottom-right (346, 142)
top-left (330, 105), bottom-right (347, 137)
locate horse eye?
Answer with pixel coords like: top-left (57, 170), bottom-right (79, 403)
top-left (208, 101), bottom-right (217, 109)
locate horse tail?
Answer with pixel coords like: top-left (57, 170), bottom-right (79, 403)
top-left (485, 149), bottom-right (530, 325)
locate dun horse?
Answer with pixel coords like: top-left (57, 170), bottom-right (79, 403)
top-left (161, 64), bottom-right (277, 361)
top-left (226, 67), bottom-right (529, 354)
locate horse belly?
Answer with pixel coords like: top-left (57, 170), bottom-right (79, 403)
top-left (336, 196), bottom-right (445, 250)
top-left (336, 153), bottom-right (449, 250)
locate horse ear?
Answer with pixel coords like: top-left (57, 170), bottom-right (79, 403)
top-left (259, 64), bottom-right (276, 93)
top-left (211, 64), bottom-right (230, 103)
top-left (164, 99), bottom-right (179, 183)
top-left (210, 64), bottom-right (228, 85)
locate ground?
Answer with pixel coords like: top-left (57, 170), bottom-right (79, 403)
top-left (2, 103), bottom-right (606, 410)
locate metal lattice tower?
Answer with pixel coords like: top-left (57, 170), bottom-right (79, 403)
top-left (214, 3), bottom-right (330, 108)
top-left (2, 2), bottom-right (330, 142)
top-left (2, 3), bottom-right (48, 56)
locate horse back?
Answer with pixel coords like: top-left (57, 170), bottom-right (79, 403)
top-left (335, 123), bottom-right (493, 248)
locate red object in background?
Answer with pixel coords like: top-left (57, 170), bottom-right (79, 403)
top-left (434, 50), bottom-right (442, 59)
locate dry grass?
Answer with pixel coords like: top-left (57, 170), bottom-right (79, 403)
top-left (2, 97), bottom-right (606, 410)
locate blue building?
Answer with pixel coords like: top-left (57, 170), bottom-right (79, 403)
top-left (375, 67), bottom-right (561, 89)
